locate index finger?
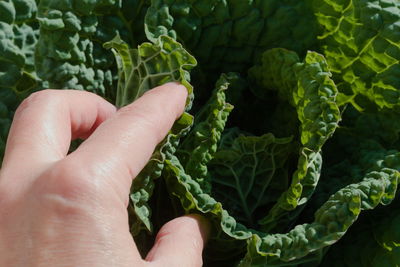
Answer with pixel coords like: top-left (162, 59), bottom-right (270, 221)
top-left (66, 82), bottom-right (187, 202)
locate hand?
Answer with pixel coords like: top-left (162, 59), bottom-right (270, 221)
top-left (0, 83), bottom-right (209, 267)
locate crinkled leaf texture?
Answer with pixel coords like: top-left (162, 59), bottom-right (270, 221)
top-left (2, 1), bottom-right (400, 266)
top-left (249, 49), bottom-right (340, 232)
top-left (35, 0), bottom-right (150, 98)
top-left (240, 168), bottom-right (399, 266)
top-left (161, 49), bottom-right (355, 265)
top-left (303, 109), bottom-right (400, 267)
top-left (104, 34), bottom-right (196, 234)
top-left (320, 202), bottom-right (400, 267)
top-left (313, 0), bottom-right (400, 110)
top-left (145, 0), bottom-right (319, 75)
top-left (0, 0), bottom-right (42, 162)
top-left (164, 141), bottom-right (399, 266)
top-left (315, 141), bottom-right (400, 267)
top-left (0, 0), bottom-right (39, 93)
top-left (177, 73), bottom-right (235, 193)
top-left (104, 34), bottom-right (196, 108)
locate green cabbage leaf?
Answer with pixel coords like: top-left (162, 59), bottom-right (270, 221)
top-left (104, 34), bottom-right (196, 234)
top-left (313, 0), bottom-right (400, 110)
top-left (1, 0), bottom-right (400, 266)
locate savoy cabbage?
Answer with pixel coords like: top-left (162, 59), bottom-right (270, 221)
top-left (1, 0), bottom-right (400, 266)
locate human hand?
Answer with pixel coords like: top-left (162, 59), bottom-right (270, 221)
top-left (0, 83), bottom-right (209, 267)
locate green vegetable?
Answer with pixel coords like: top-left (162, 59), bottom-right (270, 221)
top-left (104, 33), bottom-right (196, 234)
top-left (313, 0), bottom-right (400, 110)
top-left (2, 0), bottom-right (400, 266)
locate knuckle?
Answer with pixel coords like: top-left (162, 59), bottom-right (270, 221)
top-left (39, 159), bottom-right (97, 204)
top-left (26, 160), bottom-right (100, 218)
top-left (31, 159), bottom-right (126, 216)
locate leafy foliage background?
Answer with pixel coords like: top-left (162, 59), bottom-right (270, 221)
top-left (1, 0), bottom-right (400, 266)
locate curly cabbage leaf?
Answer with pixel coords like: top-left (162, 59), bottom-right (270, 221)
top-left (163, 133), bottom-right (399, 266)
top-left (0, 0), bottom-right (39, 93)
top-left (320, 204), bottom-right (400, 267)
top-left (297, 105), bottom-right (400, 267)
top-left (104, 34), bottom-right (196, 108)
top-left (157, 48), bottom-right (345, 265)
top-left (313, 0), bottom-right (400, 110)
top-left (0, 0), bottom-right (42, 162)
top-left (104, 34), bottom-right (196, 234)
top-left (163, 155), bottom-right (251, 264)
top-left (35, 0), bottom-right (150, 98)
top-left (240, 167), bottom-right (399, 266)
top-left (2, 1), bottom-right (400, 265)
top-left (177, 73), bottom-right (235, 193)
top-left (314, 143), bottom-right (400, 267)
top-left (145, 0), bottom-right (319, 75)
top-left (249, 49), bottom-right (340, 232)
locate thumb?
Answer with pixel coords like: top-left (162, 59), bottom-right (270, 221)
top-left (145, 214), bottom-right (210, 267)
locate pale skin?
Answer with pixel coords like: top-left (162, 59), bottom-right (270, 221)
top-left (0, 83), bottom-right (209, 267)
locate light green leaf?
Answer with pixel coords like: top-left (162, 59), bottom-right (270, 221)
top-left (163, 155), bottom-right (252, 264)
top-left (35, 0), bottom-right (150, 98)
top-left (209, 133), bottom-right (294, 229)
top-left (250, 49), bottom-right (341, 151)
top-left (240, 168), bottom-right (399, 266)
top-left (250, 48), bottom-right (341, 231)
top-left (105, 34), bottom-right (196, 234)
top-left (104, 34), bottom-right (196, 108)
top-left (178, 73), bottom-right (235, 193)
top-left (313, 0), bottom-right (400, 110)
top-left (164, 138), bottom-right (399, 266)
